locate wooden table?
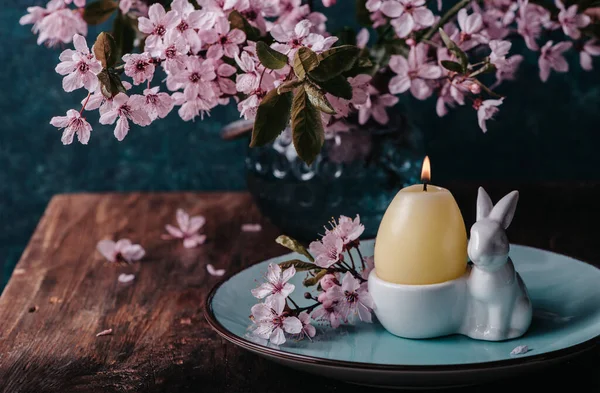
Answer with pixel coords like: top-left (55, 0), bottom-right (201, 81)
top-left (0, 186), bottom-right (598, 392)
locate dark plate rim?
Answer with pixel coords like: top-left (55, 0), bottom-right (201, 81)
top-left (204, 243), bottom-right (600, 372)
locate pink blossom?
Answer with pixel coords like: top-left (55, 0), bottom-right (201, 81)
top-left (327, 75), bottom-right (371, 118)
top-left (271, 19), bottom-right (337, 58)
top-left (207, 61), bottom-right (237, 97)
top-left (492, 54), bottom-right (524, 88)
top-left (475, 98), bottom-right (503, 132)
top-left (143, 87), bottom-right (174, 120)
top-left (380, 0), bottom-right (434, 38)
top-left (328, 215), bottom-right (365, 246)
top-left (50, 109), bottom-right (92, 145)
top-left (309, 232), bottom-right (344, 268)
top-left (169, 56), bottom-right (217, 97)
top-left (164, 208), bottom-right (207, 248)
top-left (276, 0), bottom-right (311, 31)
top-left (207, 264), bottom-right (226, 276)
top-left (488, 40), bottom-right (511, 70)
top-left (516, 0), bottom-right (550, 51)
top-left (357, 87), bottom-right (399, 125)
top-left (356, 28), bottom-right (369, 48)
top-left (199, 17), bottom-right (246, 59)
top-left (327, 273), bottom-right (375, 323)
top-left (171, 0), bottom-right (216, 54)
top-left (270, 19), bottom-right (311, 57)
top-left (120, 0), bottom-right (132, 14)
top-left (235, 0), bottom-right (278, 34)
top-left (96, 239), bottom-right (145, 264)
top-left (319, 273), bottom-right (339, 291)
top-left (538, 40), bottom-right (572, 82)
top-left (250, 298), bottom-right (302, 345)
top-left (580, 40), bottom-right (600, 71)
top-left (298, 311), bottom-right (316, 339)
top-left (174, 87), bottom-right (219, 121)
top-left (156, 30), bottom-right (188, 73)
top-left (55, 34), bottom-right (102, 92)
top-left (98, 93), bottom-right (152, 141)
top-left (388, 43), bottom-right (442, 100)
top-left (555, 0), bottom-right (590, 40)
top-left (122, 52), bottom-right (155, 85)
top-left (361, 256), bottom-right (375, 279)
top-left (322, 0), bottom-right (336, 6)
top-left (251, 263), bottom-right (296, 310)
top-left (456, 8), bottom-right (487, 50)
top-left (138, 3), bottom-right (180, 52)
top-left (64, 0), bottom-right (86, 7)
top-left (311, 299), bottom-right (342, 328)
top-left (237, 94), bottom-right (261, 120)
top-left (21, 0), bottom-right (88, 46)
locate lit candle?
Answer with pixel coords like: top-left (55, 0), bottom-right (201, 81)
top-left (374, 157), bottom-right (468, 285)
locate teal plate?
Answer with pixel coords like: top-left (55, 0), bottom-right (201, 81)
top-left (205, 241), bottom-right (600, 388)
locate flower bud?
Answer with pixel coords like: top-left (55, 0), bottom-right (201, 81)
top-left (469, 83), bottom-right (481, 94)
top-left (304, 292), bottom-right (312, 299)
top-left (406, 38), bottom-right (416, 46)
top-left (320, 274), bottom-right (338, 290)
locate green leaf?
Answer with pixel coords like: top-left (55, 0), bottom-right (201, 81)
top-left (250, 89), bottom-right (293, 147)
top-left (291, 86), bottom-right (325, 165)
top-left (441, 60), bottom-right (464, 73)
top-left (438, 28), bottom-right (468, 71)
top-left (93, 32), bottom-right (117, 69)
top-left (309, 45), bottom-right (361, 82)
top-left (97, 69), bottom-right (126, 98)
top-left (112, 12), bottom-right (135, 60)
top-left (356, 0), bottom-right (372, 26)
top-left (317, 75), bottom-right (352, 99)
top-left (305, 83), bottom-right (336, 115)
top-left (278, 259), bottom-right (319, 271)
top-left (303, 269), bottom-right (328, 287)
top-left (293, 47), bottom-right (320, 80)
top-left (277, 79), bottom-right (303, 94)
top-left (83, 0), bottom-right (118, 25)
top-left (256, 41), bottom-right (288, 70)
top-left (275, 235), bottom-right (314, 262)
top-left (228, 10), bottom-right (260, 41)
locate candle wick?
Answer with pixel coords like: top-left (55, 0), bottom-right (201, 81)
top-left (423, 182), bottom-right (428, 192)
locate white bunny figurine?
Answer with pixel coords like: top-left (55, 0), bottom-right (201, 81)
top-left (463, 187), bottom-right (533, 341)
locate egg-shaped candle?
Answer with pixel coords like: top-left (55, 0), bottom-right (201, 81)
top-left (374, 157), bottom-right (468, 285)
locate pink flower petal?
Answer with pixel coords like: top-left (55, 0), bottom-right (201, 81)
top-left (241, 223), bottom-right (262, 232)
top-left (118, 273), bottom-right (135, 283)
top-left (380, 0), bottom-right (403, 17)
top-left (207, 264), bottom-right (226, 276)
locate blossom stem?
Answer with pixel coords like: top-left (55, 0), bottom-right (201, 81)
top-left (474, 80), bottom-right (505, 98)
top-left (347, 250), bottom-right (357, 270)
top-left (420, 0), bottom-right (473, 41)
top-left (288, 296), bottom-right (300, 309)
top-left (79, 92), bottom-right (92, 115)
top-left (356, 247), bottom-right (366, 270)
top-left (293, 301), bottom-right (320, 315)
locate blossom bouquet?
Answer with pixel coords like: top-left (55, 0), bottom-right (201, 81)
top-left (249, 215), bottom-right (374, 345)
top-left (22, 0), bottom-right (600, 164)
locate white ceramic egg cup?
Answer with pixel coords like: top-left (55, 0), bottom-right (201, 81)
top-left (368, 187), bottom-right (533, 341)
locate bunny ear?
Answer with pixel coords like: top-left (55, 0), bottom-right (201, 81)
top-left (476, 187), bottom-right (493, 221)
top-left (489, 190), bottom-right (519, 229)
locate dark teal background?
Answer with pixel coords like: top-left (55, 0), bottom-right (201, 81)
top-left (2, 0), bottom-right (600, 286)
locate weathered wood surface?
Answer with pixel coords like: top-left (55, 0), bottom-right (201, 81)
top-left (0, 186), bottom-right (598, 392)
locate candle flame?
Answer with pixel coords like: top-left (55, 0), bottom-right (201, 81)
top-left (421, 156), bottom-right (431, 183)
